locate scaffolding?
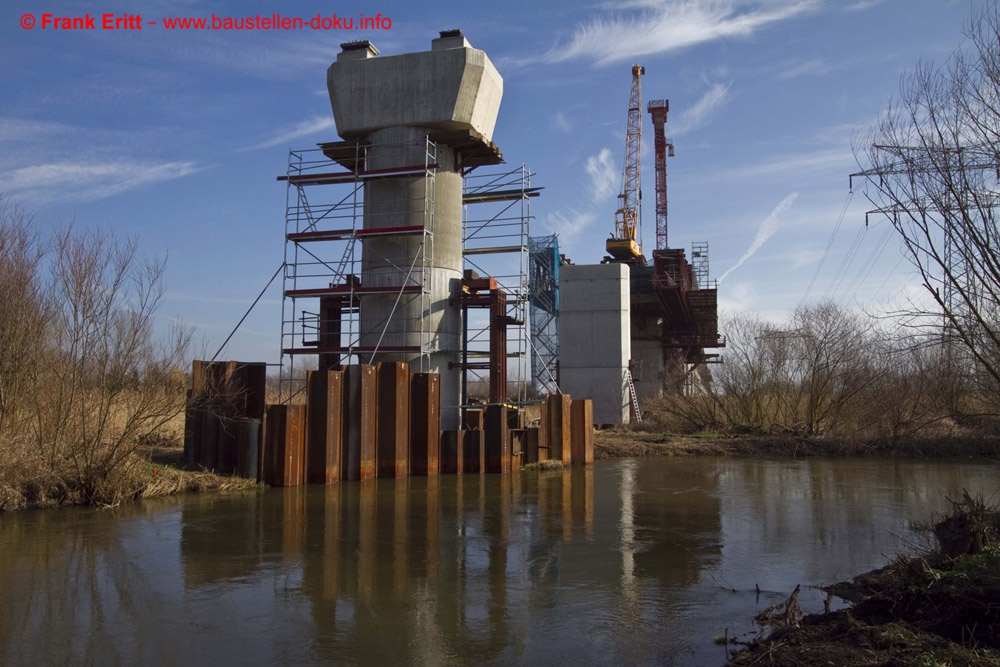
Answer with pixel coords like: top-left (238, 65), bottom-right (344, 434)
top-left (461, 164), bottom-right (539, 406)
top-left (278, 148), bottom-right (539, 407)
top-left (278, 139), bottom-right (437, 400)
top-left (528, 235), bottom-right (560, 396)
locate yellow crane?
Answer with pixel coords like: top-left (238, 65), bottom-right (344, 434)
top-left (606, 64), bottom-right (646, 264)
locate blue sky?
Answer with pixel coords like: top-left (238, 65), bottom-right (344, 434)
top-left (1, 0), bottom-right (977, 363)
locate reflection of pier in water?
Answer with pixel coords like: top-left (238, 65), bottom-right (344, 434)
top-left (5, 460), bottom-right (991, 665)
top-left (179, 463), bottom-right (723, 663)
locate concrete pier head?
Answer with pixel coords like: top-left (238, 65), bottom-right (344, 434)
top-left (327, 31), bottom-right (503, 429)
top-left (559, 264), bottom-right (632, 425)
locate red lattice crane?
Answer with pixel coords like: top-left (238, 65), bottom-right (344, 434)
top-left (647, 99), bottom-right (675, 250)
top-left (606, 64), bottom-right (645, 264)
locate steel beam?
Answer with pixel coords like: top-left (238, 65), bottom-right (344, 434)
top-left (307, 370), bottom-right (344, 484)
top-left (342, 364), bottom-right (377, 481)
top-left (263, 404), bottom-right (306, 486)
top-left (463, 429), bottom-right (485, 474)
top-left (376, 362), bottom-right (410, 478)
top-left (440, 430), bottom-right (463, 475)
top-left (570, 399), bottom-right (594, 465)
top-left (484, 404), bottom-right (511, 473)
top-left (545, 393), bottom-right (572, 465)
top-left (409, 373), bottom-right (440, 476)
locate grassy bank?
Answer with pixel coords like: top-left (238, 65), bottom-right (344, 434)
top-left (594, 429), bottom-right (1000, 460)
top-left (726, 493), bottom-right (1000, 666)
top-left (0, 427), bottom-right (263, 512)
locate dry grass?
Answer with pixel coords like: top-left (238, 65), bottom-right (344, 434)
top-left (0, 428), bottom-right (263, 512)
top-left (593, 428), bottom-right (1000, 460)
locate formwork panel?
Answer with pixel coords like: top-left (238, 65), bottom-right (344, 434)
top-left (307, 370), bottom-right (344, 484)
top-left (463, 429), bottom-right (485, 474)
top-left (524, 427), bottom-right (540, 464)
top-left (510, 428), bottom-right (525, 470)
top-left (263, 404), bottom-right (306, 486)
top-left (409, 373), bottom-right (441, 476)
top-left (440, 430), bottom-right (463, 475)
top-left (236, 418), bottom-right (261, 480)
top-left (570, 399), bottom-right (594, 465)
top-left (342, 364), bottom-right (377, 481)
top-left (545, 393), bottom-right (572, 465)
top-left (484, 405), bottom-right (511, 473)
top-left (376, 362), bottom-right (410, 479)
top-left (217, 419), bottom-right (238, 474)
top-left (199, 411), bottom-right (220, 470)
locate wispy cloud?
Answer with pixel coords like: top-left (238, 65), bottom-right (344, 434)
top-left (701, 147), bottom-right (854, 185)
top-left (778, 58), bottom-right (831, 79)
top-left (844, 0), bottom-right (884, 11)
top-left (2, 161), bottom-right (199, 202)
top-left (787, 248), bottom-right (825, 268)
top-left (719, 192), bottom-right (798, 283)
top-left (585, 148), bottom-right (619, 204)
top-left (550, 111), bottom-right (572, 133)
top-left (0, 117), bottom-right (76, 142)
top-left (544, 209), bottom-right (598, 241)
top-left (243, 115), bottom-right (337, 151)
top-left (538, 0), bottom-right (820, 66)
top-left (670, 82), bottom-right (732, 135)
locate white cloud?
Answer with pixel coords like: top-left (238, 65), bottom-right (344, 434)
top-left (844, 0), bottom-right (885, 11)
top-left (550, 111), bottom-right (572, 133)
top-left (243, 115), bottom-right (337, 151)
top-left (539, 0), bottom-right (820, 66)
top-left (544, 208), bottom-right (598, 241)
top-left (0, 117), bottom-right (76, 142)
top-left (778, 58), bottom-right (831, 79)
top-left (701, 147), bottom-right (855, 185)
top-left (585, 148), bottom-right (619, 204)
top-left (787, 248), bottom-right (825, 268)
top-left (670, 82), bottom-right (732, 135)
top-left (719, 192), bottom-right (798, 283)
top-left (2, 161), bottom-right (198, 202)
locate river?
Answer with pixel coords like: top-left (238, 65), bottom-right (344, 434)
top-left (1, 457), bottom-right (996, 666)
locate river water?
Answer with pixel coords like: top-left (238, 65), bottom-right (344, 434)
top-left (1, 457), bottom-right (997, 666)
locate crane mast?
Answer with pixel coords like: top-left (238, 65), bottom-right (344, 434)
top-left (606, 64), bottom-right (645, 264)
top-left (647, 99), bottom-right (674, 250)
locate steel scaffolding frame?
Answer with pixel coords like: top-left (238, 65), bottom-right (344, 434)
top-left (278, 139), bottom-right (437, 401)
top-left (528, 235), bottom-right (560, 396)
top-left (462, 164), bottom-right (539, 405)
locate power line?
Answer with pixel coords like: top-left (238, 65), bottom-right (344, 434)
top-left (799, 189), bottom-right (853, 307)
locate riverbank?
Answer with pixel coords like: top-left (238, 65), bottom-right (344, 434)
top-left (726, 493), bottom-right (1000, 666)
top-left (594, 429), bottom-right (1000, 460)
top-left (0, 437), bottom-right (262, 512)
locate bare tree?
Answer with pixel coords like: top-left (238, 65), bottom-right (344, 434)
top-left (0, 201), bottom-right (52, 438)
top-left (33, 228), bottom-right (191, 503)
top-left (0, 202), bottom-right (191, 507)
top-left (854, 6), bottom-right (1000, 400)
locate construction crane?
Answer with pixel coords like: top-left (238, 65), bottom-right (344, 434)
top-left (606, 64), bottom-right (646, 264)
top-left (647, 99), bottom-right (675, 250)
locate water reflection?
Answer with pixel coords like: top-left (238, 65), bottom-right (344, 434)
top-left (0, 459), bottom-right (995, 666)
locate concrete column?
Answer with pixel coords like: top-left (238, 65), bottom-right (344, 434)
top-left (361, 126), bottom-right (462, 428)
top-left (328, 32), bottom-right (504, 431)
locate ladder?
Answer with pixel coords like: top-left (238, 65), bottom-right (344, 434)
top-left (625, 368), bottom-right (642, 424)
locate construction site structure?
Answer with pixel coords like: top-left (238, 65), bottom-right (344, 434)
top-left (647, 99), bottom-right (675, 250)
top-left (605, 64), bottom-right (646, 265)
top-left (644, 96), bottom-right (724, 394)
top-left (563, 71), bottom-right (725, 420)
top-left (277, 32), bottom-right (550, 436)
